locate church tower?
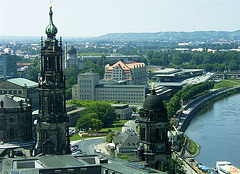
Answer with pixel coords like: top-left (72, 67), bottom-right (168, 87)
top-left (137, 84), bottom-right (171, 172)
top-left (35, 6), bottom-right (71, 155)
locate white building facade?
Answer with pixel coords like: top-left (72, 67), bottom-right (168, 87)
top-left (72, 72), bottom-right (146, 105)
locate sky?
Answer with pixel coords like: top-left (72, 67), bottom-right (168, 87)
top-left (1, 0), bottom-right (240, 37)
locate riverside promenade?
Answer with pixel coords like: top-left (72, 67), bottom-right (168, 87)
top-left (176, 86), bottom-right (240, 132)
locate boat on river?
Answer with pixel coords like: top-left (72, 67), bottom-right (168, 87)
top-left (216, 161), bottom-right (240, 174)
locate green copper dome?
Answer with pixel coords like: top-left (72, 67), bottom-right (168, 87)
top-left (67, 45), bottom-right (77, 55)
top-left (45, 6), bottom-right (58, 37)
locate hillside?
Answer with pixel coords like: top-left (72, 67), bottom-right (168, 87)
top-left (95, 30), bottom-right (240, 42)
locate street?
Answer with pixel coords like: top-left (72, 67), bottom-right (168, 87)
top-left (122, 120), bottom-right (138, 132)
top-left (72, 137), bottom-right (105, 155)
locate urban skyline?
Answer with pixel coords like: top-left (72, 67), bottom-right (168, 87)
top-left (1, 0), bottom-right (240, 37)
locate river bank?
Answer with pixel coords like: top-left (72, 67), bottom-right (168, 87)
top-left (176, 86), bottom-right (240, 132)
top-left (184, 93), bottom-right (240, 168)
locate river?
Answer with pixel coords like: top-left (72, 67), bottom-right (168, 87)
top-left (185, 93), bottom-right (240, 168)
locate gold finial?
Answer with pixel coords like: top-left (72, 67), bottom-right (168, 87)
top-left (151, 82), bottom-right (155, 90)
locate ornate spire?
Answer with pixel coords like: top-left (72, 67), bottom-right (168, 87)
top-left (45, 6), bottom-right (58, 38)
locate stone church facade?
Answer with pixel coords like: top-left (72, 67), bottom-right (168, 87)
top-left (0, 95), bottom-right (32, 143)
top-left (137, 86), bottom-right (172, 172)
top-left (34, 6), bottom-right (71, 155)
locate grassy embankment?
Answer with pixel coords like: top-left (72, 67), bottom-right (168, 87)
top-left (70, 120), bottom-right (128, 141)
top-left (99, 120), bottom-right (128, 132)
top-left (187, 138), bottom-right (200, 156)
top-left (214, 79), bottom-right (240, 88)
top-left (203, 79), bottom-right (240, 107)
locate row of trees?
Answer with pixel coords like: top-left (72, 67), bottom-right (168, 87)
top-left (147, 50), bottom-right (240, 72)
top-left (167, 81), bottom-right (214, 118)
top-left (67, 99), bottom-right (118, 107)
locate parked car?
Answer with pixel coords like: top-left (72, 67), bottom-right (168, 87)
top-left (189, 158), bottom-right (195, 162)
top-left (71, 145), bottom-right (79, 152)
top-left (73, 151), bottom-right (82, 155)
top-left (94, 149), bottom-right (101, 153)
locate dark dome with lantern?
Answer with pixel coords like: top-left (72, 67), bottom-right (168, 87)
top-left (67, 45), bottom-right (77, 55)
top-left (143, 90), bottom-right (165, 110)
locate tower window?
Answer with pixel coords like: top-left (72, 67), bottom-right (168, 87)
top-left (156, 128), bottom-right (160, 139)
top-left (141, 128), bottom-right (146, 140)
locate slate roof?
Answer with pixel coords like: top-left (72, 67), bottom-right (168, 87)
top-left (38, 155), bottom-right (86, 168)
top-left (113, 129), bottom-right (139, 150)
top-left (0, 95), bottom-right (22, 108)
top-left (7, 78), bottom-right (38, 88)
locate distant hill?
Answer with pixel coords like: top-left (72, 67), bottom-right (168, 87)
top-left (95, 31), bottom-right (240, 42)
top-left (2, 31), bottom-right (240, 43)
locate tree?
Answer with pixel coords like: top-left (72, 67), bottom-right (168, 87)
top-left (132, 106), bottom-right (137, 113)
top-left (76, 114), bottom-right (92, 131)
top-left (171, 158), bottom-right (186, 174)
top-left (76, 113), bottom-right (104, 131)
top-left (64, 63), bottom-right (79, 89)
top-left (91, 118), bottom-right (104, 130)
top-left (81, 102), bottom-right (117, 127)
top-left (106, 131), bottom-right (115, 143)
top-left (66, 88), bottom-right (72, 100)
top-left (28, 64), bottom-right (40, 82)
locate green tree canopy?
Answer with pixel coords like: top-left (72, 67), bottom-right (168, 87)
top-left (106, 131), bottom-right (115, 143)
top-left (76, 113), bottom-right (104, 131)
top-left (80, 102), bottom-right (117, 128)
top-left (171, 158), bottom-right (186, 174)
top-left (76, 114), bottom-right (92, 131)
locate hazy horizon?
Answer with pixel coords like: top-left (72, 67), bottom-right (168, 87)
top-left (1, 29), bottom-right (240, 38)
top-left (1, 0), bottom-right (240, 37)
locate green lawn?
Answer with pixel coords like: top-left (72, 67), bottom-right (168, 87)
top-left (70, 133), bottom-right (83, 141)
top-left (70, 133), bottom-right (98, 141)
top-left (187, 138), bottom-right (198, 156)
top-left (100, 120), bottom-right (128, 132)
top-left (214, 79), bottom-right (240, 89)
top-left (70, 120), bottom-right (128, 141)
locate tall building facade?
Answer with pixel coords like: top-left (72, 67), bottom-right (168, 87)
top-left (137, 86), bottom-right (171, 172)
top-left (35, 6), bottom-right (71, 155)
top-left (0, 53), bottom-right (17, 78)
top-left (104, 59), bottom-right (147, 85)
top-left (72, 72), bottom-right (145, 105)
